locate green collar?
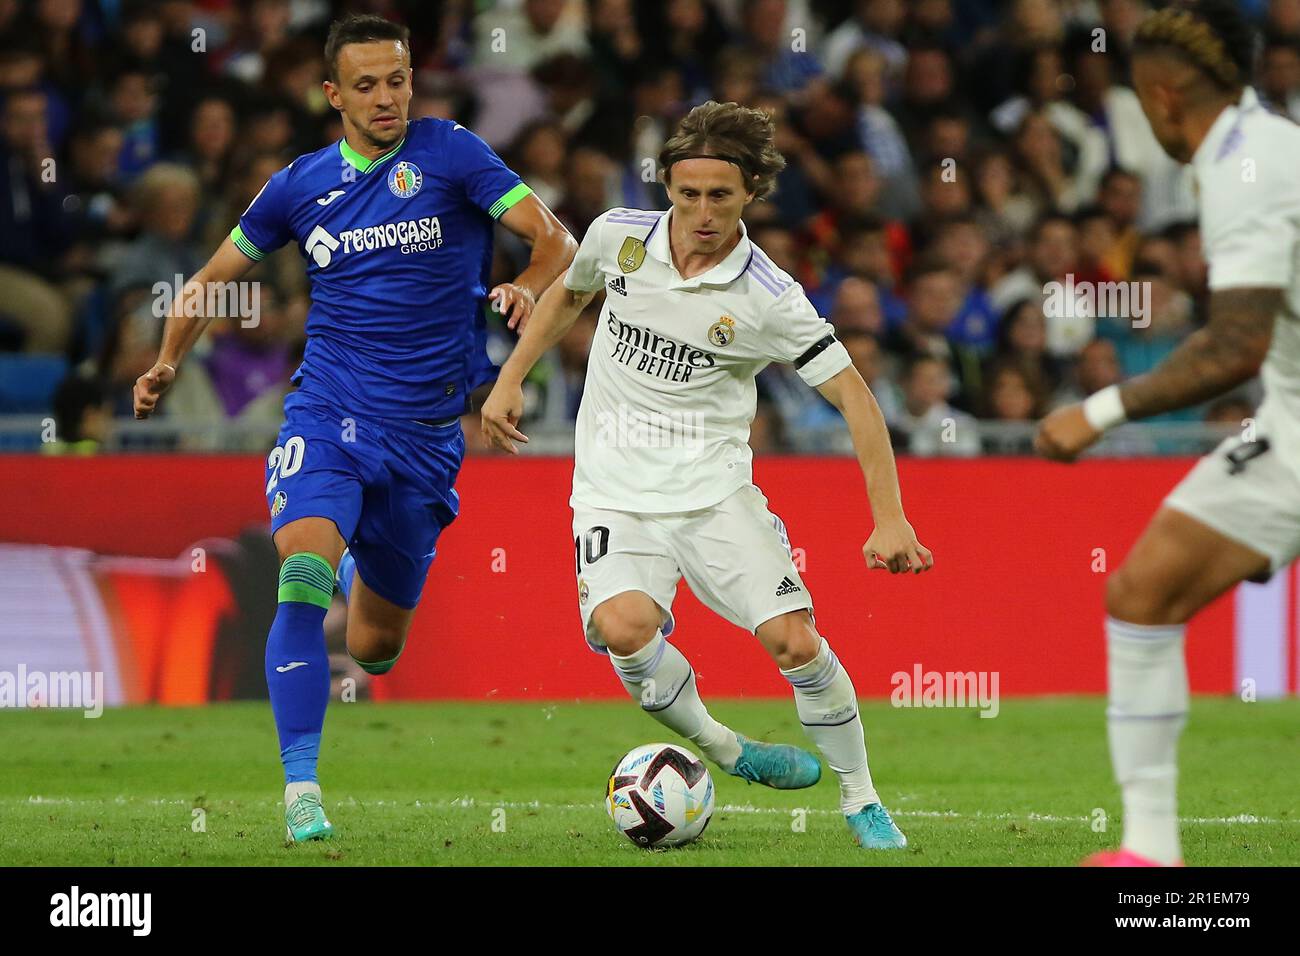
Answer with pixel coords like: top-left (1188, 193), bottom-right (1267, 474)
top-left (339, 135), bottom-right (406, 174)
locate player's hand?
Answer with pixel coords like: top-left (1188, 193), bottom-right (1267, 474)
top-left (864, 518), bottom-right (933, 574)
top-left (488, 283), bottom-right (537, 332)
top-left (480, 380), bottom-right (529, 454)
top-left (133, 361), bottom-right (177, 419)
top-left (1034, 403), bottom-right (1101, 462)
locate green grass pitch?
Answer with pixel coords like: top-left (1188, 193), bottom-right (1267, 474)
top-left (1, 697), bottom-right (1296, 866)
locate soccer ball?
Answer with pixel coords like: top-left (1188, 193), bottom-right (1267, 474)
top-left (605, 743), bottom-right (714, 848)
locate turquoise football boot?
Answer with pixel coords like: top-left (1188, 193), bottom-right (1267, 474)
top-left (846, 802), bottom-right (907, 849)
top-left (728, 734), bottom-right (822, 789)
top-left (284, 783), bottom-right (334, 843)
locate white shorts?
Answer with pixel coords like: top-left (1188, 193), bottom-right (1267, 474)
top-left (571, 484), bottom-right (814, 652)
top-left (1163, 434), bottom-right (1300, 574)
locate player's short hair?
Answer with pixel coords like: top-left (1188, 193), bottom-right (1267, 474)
top-left (658, 100), bottom-right (786, 201)
top-left (324, 14), bottom-right (410, 83)
top-left (1132, 0), bottom-right (1256, 94)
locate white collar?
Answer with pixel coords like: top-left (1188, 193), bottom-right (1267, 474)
top-left (645, 208), bottom-right (754, 287)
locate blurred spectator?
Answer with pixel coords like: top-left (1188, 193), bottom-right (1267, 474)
top-left (109, 162), bottom-right (203, 300)
top-left (110, 65), bottom-right (162, 178)
top-left (993, 298), bottom-right (1066, 399)
top-left (555, 146), bottom-right (617, 237)
top-left (508, 118), bottom-right (569, 210)
top-left (829, 276), bottom-right (885, 337)
top-left (990, 213), bottom-right (1091, 357)
top-left (0, 86), bottom-right (75, 352)
top-left (42, 373), bottom-right (110, 454)
top-left (1260, 33), bottom-right (1300, 120)
top-left (1052, 336), bottom-right (1123, 408)
top-left (893, 258), bottom-right (981, 406)
top-left (896, 353), bottom-right (980, 457)
top-left (823, 0), bottom-right (907, 81)
top-left (473, 0), bottom-right (589, 74)
top-left (972, 148), bottom-right (1038, 244)
top-left (741, 0), bottom-right (823, 94)
top-left (933, 214), bottom-right (999, 351)
top-left (844, 47), bottom-right (919, 221)
top-left (983, 359), bottom-right (1048, 422)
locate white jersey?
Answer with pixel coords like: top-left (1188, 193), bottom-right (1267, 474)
top-left (1194, 87), bottom-right (1300, 476)
top-left (564, 207), bottom-right (851, 513)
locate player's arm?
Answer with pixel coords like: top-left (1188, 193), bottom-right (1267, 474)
top-left (1035, 287), bottom-right (1278, 461)
top-left (818, 366), bottom-right (934, 574)
top-left (492, 194), bottom-right (579, 332)
top-left (480, 274), bottom-right (596, 452)
top-left (132, 237), bottom-right (257, 419)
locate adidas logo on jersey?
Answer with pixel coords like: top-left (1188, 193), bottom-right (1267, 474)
top-left (607, 276), bottom-right (626, 296)
top-left (775, 576), bottom-right (802, 596)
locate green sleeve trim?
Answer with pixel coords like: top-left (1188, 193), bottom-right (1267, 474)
top-left (231, 225), bottom-right (266, 262)
top-left (277, 552), bottom-right (336, 608)
top-left (489, 182), bottom-right (533, 219)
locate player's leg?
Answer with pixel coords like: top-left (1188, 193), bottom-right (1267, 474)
top-left (263, 403), bottom-right (365, 843)
top-left (751, 608), bottom-right (904, 847)
top-left (575, 507), bottom-right (744, 772)
top-left (1094, 506), bottom-right (1270, 867)
top-left (269, 516), bottom-right (347, 843)
top-left (344, 570), bottom-right (415, 675)
top-left (342, 417), bottom-right (465, 675)
top-left (592, 589), bottom-right (744, 771)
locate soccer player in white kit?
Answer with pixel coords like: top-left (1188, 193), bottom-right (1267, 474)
top-left (482, 101), bottom-right (933, 849)
top-left (1037, 0), bottom-right (1300, 866)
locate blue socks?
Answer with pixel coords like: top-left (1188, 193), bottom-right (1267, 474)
top-left (266, 552), bottom-right (334, 784)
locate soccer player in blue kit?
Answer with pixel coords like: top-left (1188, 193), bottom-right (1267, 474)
top-left (132, 15), bottom-right (577, 843)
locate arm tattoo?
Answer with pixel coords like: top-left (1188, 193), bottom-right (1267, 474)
top-left (1119, 287), bottom-right (1279, 420)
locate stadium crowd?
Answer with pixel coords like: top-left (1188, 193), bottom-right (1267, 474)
top-left (0, 0), bottom-right (1288, 454)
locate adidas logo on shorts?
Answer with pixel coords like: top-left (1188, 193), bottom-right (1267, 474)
top-left (607, 276), bottom-right (627, 296)
top-left (774, 576), bottom-right (802, 597)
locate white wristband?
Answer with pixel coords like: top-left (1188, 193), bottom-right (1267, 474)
top-left (1082, 384), bottom-right (1127, 431)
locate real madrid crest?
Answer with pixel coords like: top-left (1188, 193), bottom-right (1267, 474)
top-left (707, 315), bottom-right (736, 347)
top-left (617, 236), bottom-right (646, 273)
top-left (388, 160), bottom-right (423, 199)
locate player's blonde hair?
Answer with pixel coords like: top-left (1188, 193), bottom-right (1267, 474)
top-left (658, 101), bottom-right (786, 200)
top-left (1132, 0), bottom-right (1254, 93)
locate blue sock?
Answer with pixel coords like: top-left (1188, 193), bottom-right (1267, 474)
top-left (337, 549), bottom-right (357, 604)
top-left (266, 552), bottom-right (334, 784)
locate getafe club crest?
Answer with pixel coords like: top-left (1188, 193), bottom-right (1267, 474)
top-left (388, 160), bottom-right (422, 199)
top-left (707, 315), bottom-right (736, 347)
top-left (270, 490), bottom-right (288, 517)
top-left (617, 236), bottom-right (646, 273)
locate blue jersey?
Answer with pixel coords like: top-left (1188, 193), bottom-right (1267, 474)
top-left (231, 118), bottom-right (532, 421)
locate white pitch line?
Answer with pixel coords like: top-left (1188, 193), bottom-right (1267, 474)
top-left (9, 795), bottom-right (1293, 826)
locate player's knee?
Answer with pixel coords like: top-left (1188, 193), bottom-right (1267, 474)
top-left (760, 612), bottom-right (820, 670)
top-left (592, 597), bottom-right (660, 657)
top-left (1105, 566), bottom-right (1186, 625)
top-left (348, 630), bottom-right (407, 676)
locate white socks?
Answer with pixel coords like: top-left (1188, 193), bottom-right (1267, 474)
top-left (782, 638), bottom-right (879, 814)
top-left (609, 632), bottom-right (742, 771)
top-left (1106, 616), bottom-right (1188, 865)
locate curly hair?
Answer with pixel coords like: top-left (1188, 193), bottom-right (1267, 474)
top-left (1133, 0), bottom-right (1256, 93)
top-left (658, 100), bottom-right (786, 200)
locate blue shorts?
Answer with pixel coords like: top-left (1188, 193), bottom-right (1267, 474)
top-left (264, 391), bottom-right (465, 609)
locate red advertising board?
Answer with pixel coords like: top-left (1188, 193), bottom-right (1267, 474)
top-left (4, 454), bottom-right (1281, 702)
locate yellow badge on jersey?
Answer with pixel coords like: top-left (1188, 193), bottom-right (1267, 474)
top-left (707, 315), bottom-right (736, 347)
top-left (617, 236), bottom-right (646, 273)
